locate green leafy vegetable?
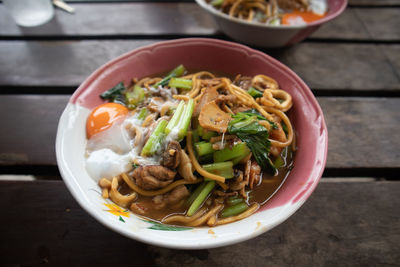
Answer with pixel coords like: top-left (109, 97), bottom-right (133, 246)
top-left (228, 111), bottom-right (277, 175)
top-left (125, 85), bottom-right (145, 109)
top-left (100, 82), bottom-right (126, 105)
top-left (154, 64), bottom-right (186, 88)
top-left (247, 87), bottom-right (263, 98)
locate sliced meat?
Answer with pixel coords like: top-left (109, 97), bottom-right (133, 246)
top-left (233, 75), bottom-right (252, 91)
top-left (161, 141), bottom-right (181, 169)
top-left (132, 165), bottom-right (176, 190)
top-left (199, 100), bottom-right (231, 133)
top-left (152, 185), bottom-right (189, 210)
top-left (193, 86), bottom-right (219, 117)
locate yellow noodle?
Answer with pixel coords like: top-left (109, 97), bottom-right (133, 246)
top-left (99, 178), bottom-right (111, 188)
top-left (207, 214), bottom-right (217, 227)
top-left (258, 120), bottom-right (271, 131)
top-left (162, 207), bottom-right (207, 224)
top-left (187, 205), bottom-right (223, 227)
top-left (263, 89), bottom-right (293, 112)
top-left (109, 177), bottom-right (137, 208)
top-left (173, 95), bottom-right (190, 101)
top-left (120, 173), bottom-right (202, 197)
top-left (102, 188), bottom-right (109, 198)
top-left (215, 203), bottom-right (259, 225)
top-left (143, 77), bottom-right (162, 89)
top-left (187, 132), bottom-right (226, 183)
top-left (262, 106), bottom-right (294, 147)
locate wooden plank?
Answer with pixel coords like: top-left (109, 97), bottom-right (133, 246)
top-left (354, 8), bottom-right (400, 40)
top-left (0, 3), bottom-right (217, 36)
top-left (319, 97), bottom-right (400, 168)
top-left (0, 41), bottom-right (399, 90)
top-left (349, 0), bottom-right (400, 5)
top-left (0, 4), bottom-right (398, 41)
top-left (0, 95), bottom-right (67, 166)
top-left (1, 95), bottom-right (399, 169)
top-left (311, 8), bottom-right (370, 40)
top-left (0, 180), bottom-right (398, 266)
top-left (272, 43), bottom-right (400, 90)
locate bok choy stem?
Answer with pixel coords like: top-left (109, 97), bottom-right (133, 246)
top-left (141, 120), bottom-right (168, 157)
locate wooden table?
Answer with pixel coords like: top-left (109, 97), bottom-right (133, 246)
top-left (0, 0), bottom-right (399, 266)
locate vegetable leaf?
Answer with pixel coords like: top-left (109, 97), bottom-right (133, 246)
top-left (242, 109), bottom-right (278, 129)
top-left (100, 82), bottom-right (126, 105)
top-left (228, 112), bottom-right (277, 175)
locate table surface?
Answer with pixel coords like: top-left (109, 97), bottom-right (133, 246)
top-left (0, 0), bottom-right (399, 266)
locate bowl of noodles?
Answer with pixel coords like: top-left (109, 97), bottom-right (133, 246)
top-left (195, 0), bottom-right (347, 47)
top-left (56, 38), bottom-right (327, 249)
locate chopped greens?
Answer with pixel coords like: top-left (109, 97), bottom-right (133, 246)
top-left (247, 87), bottom-right (263, 98)
top-left (228, 111), bottom-right (277, 175)
top-left (125, 85), bottom-right (145, 109)
top-left (154, 64), bottom-right (186, 88)
top-left (100, 82), bottom-right (126, 105)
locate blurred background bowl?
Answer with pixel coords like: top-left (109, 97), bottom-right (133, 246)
top-left (195, 0), bottom-right (347, 47)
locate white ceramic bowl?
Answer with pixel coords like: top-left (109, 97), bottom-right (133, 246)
top-left (195, 0), bottom-right (347, 47)
top-left (56, 38), bottom-right (328, 249)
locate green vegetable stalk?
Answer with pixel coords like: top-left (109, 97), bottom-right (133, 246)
top-left (226, 196), bottom-right (245, 206)
top-left (141, 120), bottom-right (168, 157)
top-left (165, 101), bottom-right (185, 134)
top-left (125, 85), bottom-right (145, 109)
top-left (176, 98), bottom-right (194, 140)
top-left (195, 142), bottom-right (214, 156)
top-left (168, 77), bottom-right (193, 90)
top-left (187, 180), bottom-right (215, 216)
top-left (221, 202), bottom-right (249, 218)
top-left (187, 182), bottom-right (207, 205)
top-left (154, 64), bottom-right (186, 88)
top-left (213, 142), bottom-right (250, 163)
top-left (136, 108), bottom-right (148, 120)
top-left (203, 161), bottom-right (234, 179)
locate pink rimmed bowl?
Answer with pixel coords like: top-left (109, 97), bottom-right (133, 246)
top-left (195, 0), bottom-right (347, 47)
top-left (56, 38), bottom-right (328, 249)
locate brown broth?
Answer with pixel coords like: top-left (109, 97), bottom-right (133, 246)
top-left (122, 148), bottom-right (294, 225)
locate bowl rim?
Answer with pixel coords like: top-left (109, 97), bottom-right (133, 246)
top-left (56, 38), bottom-right (328, 249)
top-left (195, 0), bottom-right (348, 29)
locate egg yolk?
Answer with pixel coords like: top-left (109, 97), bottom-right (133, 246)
top-left (282, 10), bottom-right (325, 25)
top-left (86, 103), bottom-right (129, 139)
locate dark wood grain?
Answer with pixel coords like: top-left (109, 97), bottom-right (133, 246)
top-left (1, 95), bottom-right (399, 169)
top-left (0, 95), bottom-right (67, 166)
top-left (0, 180), bottom-right (398, 266)
top-left (319, 97), bottom-right (400, 168)
top-left (349, 0), bottom-right (400, 5)
top-left (0, 41), bottom-right (399, 90)
top-left (0, 4), bottom-right (399, 42)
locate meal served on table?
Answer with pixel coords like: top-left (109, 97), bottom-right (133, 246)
top-left (207, 0), bottom-right (327, 25)
top-left (85, 64), bottom-right (295, 227)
